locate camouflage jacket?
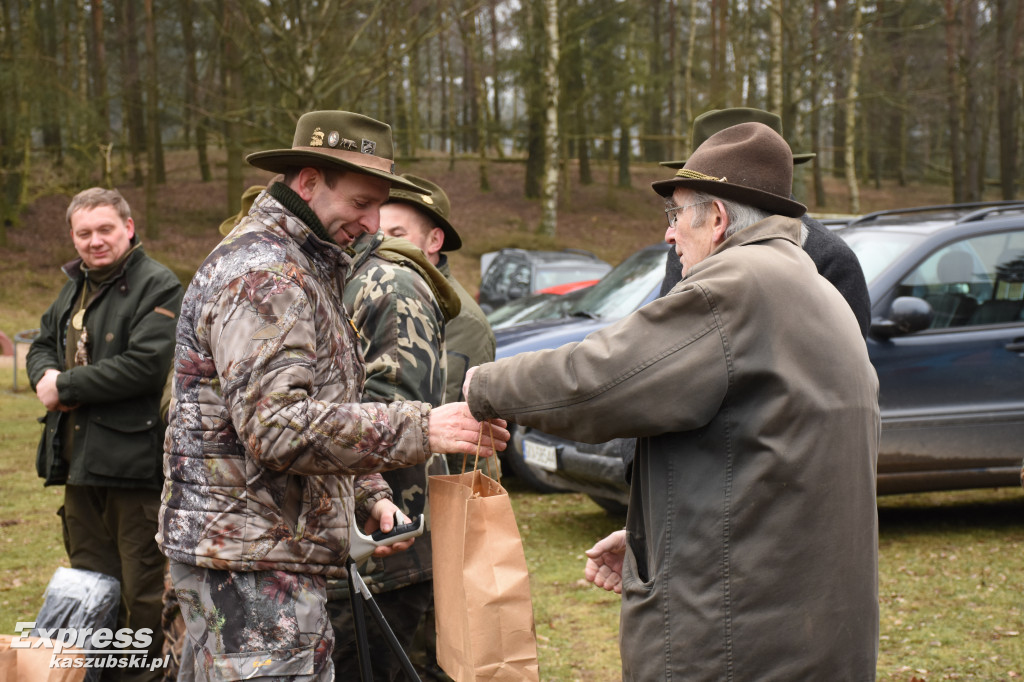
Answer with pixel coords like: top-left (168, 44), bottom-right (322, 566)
top-left (158, 185), bottom-right (432, 578)
top-left (438, 256), bottom-right (496, 402)
top-left (330, 234), bottom-right (460, 595)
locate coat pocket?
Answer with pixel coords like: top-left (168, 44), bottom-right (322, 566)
top-left (83, 412), bottom-right (162, 480)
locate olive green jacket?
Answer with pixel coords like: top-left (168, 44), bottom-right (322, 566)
top-left (27, 246), bottom-right (183, 489)
top-left (438, 256), bottom-right (496, 402)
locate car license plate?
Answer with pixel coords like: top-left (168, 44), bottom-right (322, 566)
top-left (523, 440), bottom-right (558, 471)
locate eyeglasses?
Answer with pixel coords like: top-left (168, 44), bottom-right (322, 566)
top-left (665, 201), bottom-right (710, 228)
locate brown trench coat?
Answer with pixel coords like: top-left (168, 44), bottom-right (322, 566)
top-left (468, 216), bottom-right (880, 681)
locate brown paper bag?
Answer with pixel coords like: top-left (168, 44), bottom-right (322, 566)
top-left (429, 465), bottom-right (540, 681)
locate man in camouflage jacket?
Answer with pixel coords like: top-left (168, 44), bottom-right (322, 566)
top-left (157, 111), bottom-right (507, 682)
top-left (329, 229), bottom-right (461, 680)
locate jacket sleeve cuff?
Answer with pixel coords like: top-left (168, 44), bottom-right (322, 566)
top-left (467, 364), bottom-right (499, 421)
top-left (354, 473), bottom-right (392, 527)
top-left (55, 370), bottom-right (76, 405)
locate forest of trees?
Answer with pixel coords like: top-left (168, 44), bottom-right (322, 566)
top-left (1, 0), bottom-right (1022, 241)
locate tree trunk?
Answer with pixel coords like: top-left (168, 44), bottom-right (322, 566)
top-left (36, 0), bottom-right (62, 163)
top-left (831, 0), bottom-right (848, 179)
top-left (643, 0), bottom-right (665, 162)
top-left (118, 0), bottom-right (145, 187)
top-left (996, 0), bottom-right (1022, 199)
top-left (539, 0), bottom-right (559, 236)
top-left (488, 0), bottom-right (504, 157)
top-left (768, 0), bottom-right (783, 113)
top-left (90, 0), bottom-right (110, 145)
top-left (944, 0), bottom-right (964, 202)
top-left (961, 0), bottom-right (983, 202)
top-left (456, 4), bottom-right (489, 190)
top-left (179, 0), bottom-right (209, 181)
top-left (143, 0), bottom-right (160, 236)
top-left (222, 0), bottom-right (245, 217)
top-left (523, 0), bottom-right (544, 199)
top-left (845, 0), bottom-right (863, 214)
top-left (684, 0), bottom-right (698, 149)
top-left (809, 0), bottom-right (826, 207)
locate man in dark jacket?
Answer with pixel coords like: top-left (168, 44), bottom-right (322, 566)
top-left (464, 123), bottom-right (880, 680)
top-left (27, 187), bottom-right (184, 682)
top-left (658, 107), bottom-right (871, 336)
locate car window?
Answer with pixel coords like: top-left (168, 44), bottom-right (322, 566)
top-left (895, 230), bottom-right (1024, 329)
top-left (570, 247), bottom-right (665, 320)
top-left (487, 294), bottom-right (556, 328)
top-left (481, 258), bottom-right (529, 302)
top-left (840, 229), bottom-right (923, 285)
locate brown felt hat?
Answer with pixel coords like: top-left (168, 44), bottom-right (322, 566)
top-left (246, 111), bottom-right (426, 194)
top-left (386, 174), bottom-right (462, 251)
top-left (659, 107), bottom-right (816, 169)
top-left (652, 122), bottom-right (807, 218)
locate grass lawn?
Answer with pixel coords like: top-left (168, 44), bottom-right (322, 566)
top-left (3, 359), bottom-right (1022, 680)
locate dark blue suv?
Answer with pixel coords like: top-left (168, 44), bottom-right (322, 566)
top-left (501, 203), bottom-right (1024, 513)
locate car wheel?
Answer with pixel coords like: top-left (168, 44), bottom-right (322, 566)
top-left (587, 494), bottom-right (628, 517)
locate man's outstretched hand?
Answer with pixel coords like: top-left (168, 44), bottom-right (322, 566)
top-left (427, 402), bottom-right (509, 457)
top-left (584, 529), bottom-right (627, 594)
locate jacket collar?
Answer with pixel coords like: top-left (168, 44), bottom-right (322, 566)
top-left (248, 187), bottom-right (352, 271)
top-left (348, 233), bottom-right (462, 322)
top-left (61, 243), bottom-right (145, 286)
top-left (711, 214), bottom-right (802, 259)
top-left (683, 215), bottom-right (802, 283)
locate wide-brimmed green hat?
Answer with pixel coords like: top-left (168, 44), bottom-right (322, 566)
top-left (386, 174), bottom-right (462, 252)
top-left (652, 122), bottom-right (807, 218)
top-left (218, 184), bottom-right (265, 236)
top-left (660, 107), bottom-right (816, 169)
top-left (246, 110), bottom-right (427, 194)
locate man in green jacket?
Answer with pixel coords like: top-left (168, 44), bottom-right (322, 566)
top-left (27, 187), bottom-right (184, 682)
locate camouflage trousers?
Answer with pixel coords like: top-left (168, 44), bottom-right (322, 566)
top-left (168, 562), bottom-right (333, 681)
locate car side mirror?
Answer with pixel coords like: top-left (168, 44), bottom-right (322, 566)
top-left (870, 296), bottom-right (934, 339)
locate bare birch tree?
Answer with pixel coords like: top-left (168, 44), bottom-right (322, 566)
top-left (539, 0), bottom-right (560, 236)
top-left (845, 0), bottom-right (863, 213)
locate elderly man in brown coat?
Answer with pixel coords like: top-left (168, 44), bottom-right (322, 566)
top-left (463, 123), bottom-right (880, 680)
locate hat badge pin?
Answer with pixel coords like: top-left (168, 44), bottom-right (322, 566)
top-left (422, 195), bottom-right (434, 205)
top-left (327, 130), bottom-right (340, 148)
top-left (361, 138), bottom-right (376, 155)
top-left (310, 127), bottom-right (324, 147)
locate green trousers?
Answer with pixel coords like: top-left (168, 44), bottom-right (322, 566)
top-left (60, 485), bottom-right (165, 682)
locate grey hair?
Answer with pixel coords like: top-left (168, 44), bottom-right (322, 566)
top-left (688, 191), bottom-right (772, 239)
top-left (66, 187), bottom-right (132, 228)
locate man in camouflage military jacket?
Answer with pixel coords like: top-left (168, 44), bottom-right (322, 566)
top-left (329, 228), bottom-right (461, 680)
top-left (157, 111), bottom-right (507, 682)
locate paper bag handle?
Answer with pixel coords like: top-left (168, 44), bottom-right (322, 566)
top-left (460, 421), bottom-right (499, 484)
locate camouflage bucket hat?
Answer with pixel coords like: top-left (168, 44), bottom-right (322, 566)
top-left (660, 107), bottom-right (816, 169)
top-left (387, 174), bottom-right (462, 251)
top-left (246, 110), bottom-right (427, 194)
top-left (652, 122), bottom-right (807, 218)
